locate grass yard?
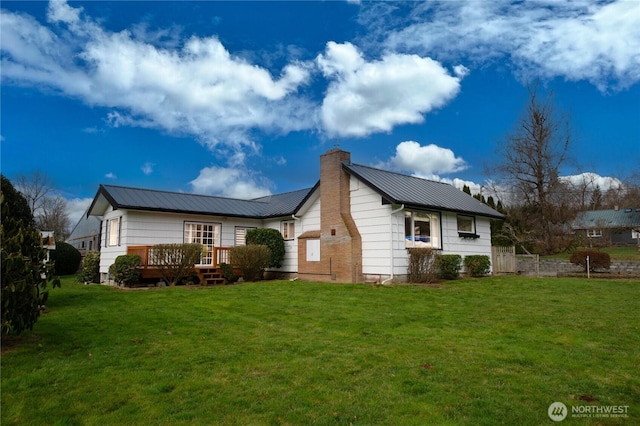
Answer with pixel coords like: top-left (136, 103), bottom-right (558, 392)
top-left (2, 276), bottom-right (639, 425)
top-left (545, 246), bottom-right (640, 262)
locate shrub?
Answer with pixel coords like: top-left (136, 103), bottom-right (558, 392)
top-left (407, 248), bottom-right (440, 283)
top-left (438, 254), bottom-right (462, 280)
top-left (50, 241), bottom-right (82, 275)
top-left (464, 255), bottom-right (491, 277)
top-left (220, 262), bottom-right (239, 284)
top-left (246, 228), bottom-right (286, 268)
top-left (78, 251), bottom-right (100, 283)
top-left (230, 245), bottom-right (271, 282)
top-left (569, 250), bottom-right (611, 272)
top-left (149, 243), bottom-right (202, 286)
top-left (109, 254), bottom-right (141, 287)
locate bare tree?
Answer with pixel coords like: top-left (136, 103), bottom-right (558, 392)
top-left (37, 196), bottom-right (71, 241)
top-left (15, 171), bottom-right (55, 214)
top-left (15, 171), bottom-right (70, 240)
top-left (494, 83), bottom-right (574, 254)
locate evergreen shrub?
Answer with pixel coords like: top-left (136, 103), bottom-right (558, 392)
top-left (51, 241), bottom-right (81, 275)
top-left (464, 255), bottom-right (491, 277)
top-left (78, 251), bottom-right (100, 283)
top-left (109, 254), bottom-right (141, 287)
top-left (246, 228), bottom-right (285, 268)
top-left (438, 254), bottom-right (462, 280)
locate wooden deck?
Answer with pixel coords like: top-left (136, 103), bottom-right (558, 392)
top-left (127, 246), bottom-right (231, 285)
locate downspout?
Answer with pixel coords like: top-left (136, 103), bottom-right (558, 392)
top-left (382, 204), bottom-right (404, 285)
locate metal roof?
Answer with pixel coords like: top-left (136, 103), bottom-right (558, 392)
top-left (87, 160), bottom-right (505, 220)
top-left (573, 208), bottom-right (640, 230)
top-left (88, 184), bottom-right (314, 219)
top-left (343, 162), bottom-right (505, 219)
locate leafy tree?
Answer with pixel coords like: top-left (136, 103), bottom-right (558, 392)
top-left (246, 228), bottom-right (285, 268)
top-left (1, 175), bottom-right (60, 335)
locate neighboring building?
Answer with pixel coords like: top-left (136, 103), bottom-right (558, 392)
top-left (41, 230), bottom-right (56, 263)
top-left (86, 149), bottom-right (504, 283)
top-left (573, 207), bottom-right (640, 246)
top-left (66, 208), bottom-right (102, 256)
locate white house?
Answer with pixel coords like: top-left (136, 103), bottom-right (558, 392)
top-left (87, 149), bottom-right (503, 284)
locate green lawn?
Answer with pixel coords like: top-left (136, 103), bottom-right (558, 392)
top-left (545, 246), bottom-right (640, 262)
top-left (2, 276), bottom-right (639, 425)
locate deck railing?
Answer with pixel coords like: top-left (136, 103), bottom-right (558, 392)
top-left (127, 246), bottom-right (231, 269)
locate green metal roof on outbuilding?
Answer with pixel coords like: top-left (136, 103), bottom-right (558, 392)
top-left (573, 208), bottom-right (640, 230)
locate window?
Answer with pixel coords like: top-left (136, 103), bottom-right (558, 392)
top-left (184, 222), bottom-right (220, 265)
top-left (404, 211), bottom-right (440, 248)
top-left (107, 217), bottom-right (120, 247)
top-left (587, 229), bottom-right (602, 238)
top-left (282, 221), bottom-right (295, 240)
top-left (457, 215), bottom-right (479, 238)
top-left (235, 227), bottom-right (256, 246)
top-left (457, 215), bottom-right (475, 233)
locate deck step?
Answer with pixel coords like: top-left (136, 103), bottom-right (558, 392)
top-left (196, 267), bottom-right (226, 286)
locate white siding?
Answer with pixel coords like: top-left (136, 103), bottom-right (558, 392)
top-left (350, 177), bottom-right (403, 276)
top-left (260, 218), bottom-right (296, 273)
top-left (349, 177), bottom-right (495, 279)
top-left (99, 209), bottom-right (264, 275)
top-left (99, 207), bottom-right (126, 274)
top-left (440, 212), bottom-right (493, 259)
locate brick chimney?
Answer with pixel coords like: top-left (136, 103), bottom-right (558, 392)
top-left (296, 149), bottom-right (362, 283)
top-left (318, 149), bottom-right (362, 282)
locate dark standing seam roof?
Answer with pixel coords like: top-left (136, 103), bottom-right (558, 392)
top-left (343, 162), bottom-right (505, 219)
top-left (573, 208), bottom-right (640, 230)
top-left (90, 184), bottom-right (315, 219)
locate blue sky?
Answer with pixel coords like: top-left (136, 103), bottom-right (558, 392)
top-left (2, 0), bottom-right (639, 226)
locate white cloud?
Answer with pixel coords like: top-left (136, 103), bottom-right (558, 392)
top-left (0, 1), bottom-right (315, 155)
top-left (316, 42), bottom-right (465, 137)
top-left (380, 1), bottom-right (640, 91)
top-left (141, 162), bottom-right (154, 175)
top-left (105, 172), bottom-right (117, 179)
top-left (561, 172), bottom-right (623, 191)
top-left (189, 166), bottom-right (271, 199)
top-left (66, 197), bottom-right (93, 228)
top-left (387, 141), bottom-right (467, 177)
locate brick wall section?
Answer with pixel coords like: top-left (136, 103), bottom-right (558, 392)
top-left (297, 149), bottom-right (363, 283)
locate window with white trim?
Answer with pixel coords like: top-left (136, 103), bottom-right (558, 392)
top-left (281, 221), bottom-right (295, 240)
top-left (107, 217), bottom-right (120, 247)
top-left (184, 222), bottom-right (220, 265)
top-left (587, 229), bottom-right (602, 238)
top-left (404, 211), bottom-right (440, 249)
top-left (457, 215), bottom-right (475, 233)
